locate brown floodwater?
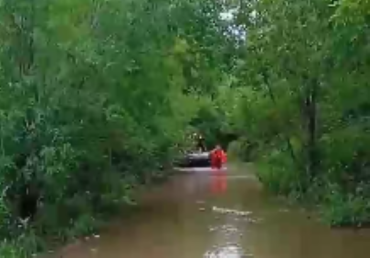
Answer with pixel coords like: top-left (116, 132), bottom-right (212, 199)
top-left (51, 164), bottom-right (370, 258)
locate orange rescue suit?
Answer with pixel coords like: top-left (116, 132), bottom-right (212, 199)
top-left (210, 149), bottom-right (227, 169)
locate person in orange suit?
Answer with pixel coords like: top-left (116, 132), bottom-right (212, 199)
top-left (210, 144), bottom-right (227, 169)
top-left (210, 144), bottom-right (227, 194)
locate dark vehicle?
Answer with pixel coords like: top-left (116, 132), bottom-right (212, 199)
top-left (175, 152), bottom-right (211, 168)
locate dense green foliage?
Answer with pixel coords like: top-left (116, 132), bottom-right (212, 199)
top-left (0, 0), bottom-right (237, 256)
top-left (225, 0), bottom-right (370, 226)
top-left (2, 0), bottom-right (368, 255)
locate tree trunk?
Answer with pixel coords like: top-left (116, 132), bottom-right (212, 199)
top-left (261, 70), bottom-right (298, 164)
top-left (305, 79), bottom-right (318, 180)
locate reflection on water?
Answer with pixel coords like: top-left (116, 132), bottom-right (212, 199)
top-left (49, 164), bottom-right (370, 258)
top-left (210, 171), bottom-right (227, 195)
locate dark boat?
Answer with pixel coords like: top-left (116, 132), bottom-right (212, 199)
top-left (175, 152), bottom-right (211, 168)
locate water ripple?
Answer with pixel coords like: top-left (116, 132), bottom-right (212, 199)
top-left (204, 245), bottom-right (253, 258)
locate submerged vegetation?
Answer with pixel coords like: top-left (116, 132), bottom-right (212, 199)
top-left (1, 0), bottom-right (370, 255)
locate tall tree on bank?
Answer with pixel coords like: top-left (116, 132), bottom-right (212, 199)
top-left (0, 0), bottom-right (239, 255)
top-left (231, 0), bottom-right (370, 225)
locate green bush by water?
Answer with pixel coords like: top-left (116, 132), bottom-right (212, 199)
top-left (0, 0), bottom-right (239, 256)
top-left (217, 0), bottom-right (370, 226)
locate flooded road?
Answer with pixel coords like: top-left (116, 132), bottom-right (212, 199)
top-left (54, 164), bottom-right (370, 258)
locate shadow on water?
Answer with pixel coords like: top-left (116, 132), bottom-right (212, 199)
top-left (50, 163), bottom-right (370, 258)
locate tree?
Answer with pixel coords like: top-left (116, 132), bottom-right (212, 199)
top-left (228, 0), bottom-right (370, 225)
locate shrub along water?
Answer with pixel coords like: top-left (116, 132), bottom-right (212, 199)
top-left (0, 0), bottom-right (240, 256)
top-left (4, 0), bottom-right (370, 255)
top-left (223, 0), bottom-right (370, 227)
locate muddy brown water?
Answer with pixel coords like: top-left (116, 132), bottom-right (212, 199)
top-left (51, 164), bottom-right (370, 258)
